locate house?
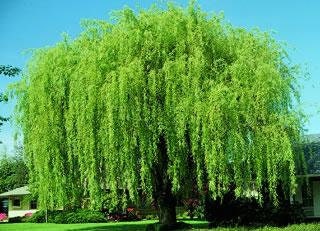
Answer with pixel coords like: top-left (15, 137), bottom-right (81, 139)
top-left (295, 134), bottom-right (320, 218)
top-left (0, 186), bottom-right (38, 218)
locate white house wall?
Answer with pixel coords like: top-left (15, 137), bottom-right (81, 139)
top-left (9, 209), bottom-right (38, 218)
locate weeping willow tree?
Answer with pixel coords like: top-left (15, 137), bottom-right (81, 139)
top-left (14, 3), bottom-right (303, 226)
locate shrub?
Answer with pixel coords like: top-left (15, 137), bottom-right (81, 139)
top-left (26, 209), bottom-right (107, 224)
top-left (204, 191), bottom-right (305, 227)
top-left (183, 198), bottom-right (200, 219)
top-left (145, 214), bottom-right (158, 220)
top-left (8, 216), bottom-right (23, 223)
top-left (52, 211), bottom-right (68, 224)
top-left (25, 210), bottom-right (46, 223)
top-left (107, 207), bottom-right (141, 221)
top-left (194, 204), bottom-right (205, 220)
top-left (126, 207), bottom-right (141, 221)
top-left (177, 211), bottom-right (189, 219)
top-left (64, 210), bottom-right (107, 224)
top-left (107, 212), bottom-right (123, 221)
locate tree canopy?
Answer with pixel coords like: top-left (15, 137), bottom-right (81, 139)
top-left (14, 3), bottom-right (302, 222)
top-left (0, 147), bottom-right (28, 193)
top-left (0, 65), bottom-right (20, 143)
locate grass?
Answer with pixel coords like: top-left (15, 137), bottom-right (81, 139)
top-left (1, 220), bottom-right (320, 231)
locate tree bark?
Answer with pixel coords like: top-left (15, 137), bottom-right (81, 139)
top-left (152, 134), bottom-right (177, 226)
top-left (158, 184), bottom-right (177, 225)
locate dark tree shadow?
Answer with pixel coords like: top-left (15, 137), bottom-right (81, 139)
top-left (188, 223), bottom-right (209, 229)
top-left (67, 220), bottom-right (209, 231)
top-left (67, 223), bottom-right (147, 231)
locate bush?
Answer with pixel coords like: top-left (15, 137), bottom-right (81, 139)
top-left (25, 210), bottom-right (46, 223)
top-left (8, 216), bottom-right (23, 223)
top-left (52, 212), bottom-right (66, 223)
top-left (145, 214), bottom-right (158, 220)
top-left (64, 210), bottom-right (107, 224)
top-left (107, 207), bottom-right (141, 221)
top-left (126, 207), bottom-right (141, 221)
top-left (177, 211), bottom-right (189, 219)
top-left (204, 191), bottom-right (305, 227)
top-left (194, 204), bottom-right (205, 220)
top-left (183, 198), bottom-right (200, 219)
top-left (26, 209), bottom-right (107, 224)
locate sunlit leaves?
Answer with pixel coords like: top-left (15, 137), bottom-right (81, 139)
top-left (15, 3), bottom-right (302, 210)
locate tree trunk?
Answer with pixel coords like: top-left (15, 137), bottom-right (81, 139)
top-left (152, 134), bottom-right (177, 226)
top-left (158, 185), bottom-right (177, 225)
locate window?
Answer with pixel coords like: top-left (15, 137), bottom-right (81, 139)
top-left (30, 200), bottom-right (37, 210)
top-left (12, 198), bottom-right (21, 207)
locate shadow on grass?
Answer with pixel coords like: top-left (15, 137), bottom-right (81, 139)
top-left (68, 223), bottom-right (148, 231)
top-left (189, 223), bottom-right (209, 229)
top-left (69, 220), bottom-right (209, 231)
top-left (178, 219), bottom-right (209, 229)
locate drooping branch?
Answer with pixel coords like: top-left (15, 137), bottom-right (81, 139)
top-left (14, 3), bottom-right (303, 215)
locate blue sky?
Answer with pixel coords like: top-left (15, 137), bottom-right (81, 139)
top-left (0, 0), bottom-right (319, 154)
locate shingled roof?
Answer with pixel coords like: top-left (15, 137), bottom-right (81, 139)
top-left (0, 186), bottom-right (30, 197)
top-left (304, 134), bottom-right (320, 144)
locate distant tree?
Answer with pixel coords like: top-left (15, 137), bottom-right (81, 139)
top-left (14, 3), bottom-right (303, 227)
top-left (0, 147), bottom-right (28, 193)
top-left (0, 65), bottom-right (20, 143)
top-left (0, 65), bottom-right (21, 77)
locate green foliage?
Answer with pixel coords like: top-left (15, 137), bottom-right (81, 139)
top-left (0, 65), bottom-right (20, 142)
top-left (0, 148), bottom-right (29, 193)
top-left (145, 214), bottom-right (159, 220)
top-left (63, 210), bottom-right (107, 224)
top-left (25, 210), bottom-right (47, 223)
top-left (0, 65), bottom-right (20, 104)
top-left (0, 65), bottom-right (21, 77)
top-left (26, 209), bottom-right (107, 224)
top-left (14, 2), bottom-right (303, 211)
top-left (204, 194), bottom-right (305, 227)
top-left (8, 216), bottom-right (24, 223)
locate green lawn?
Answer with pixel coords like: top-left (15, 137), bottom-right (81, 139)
top-left (1, 220), bottom-right (320, 231)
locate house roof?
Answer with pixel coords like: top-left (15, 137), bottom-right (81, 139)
top-left (304, 134), bottom-right (320, 144)
top-left (0, 186), bottom-right (30, 197)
